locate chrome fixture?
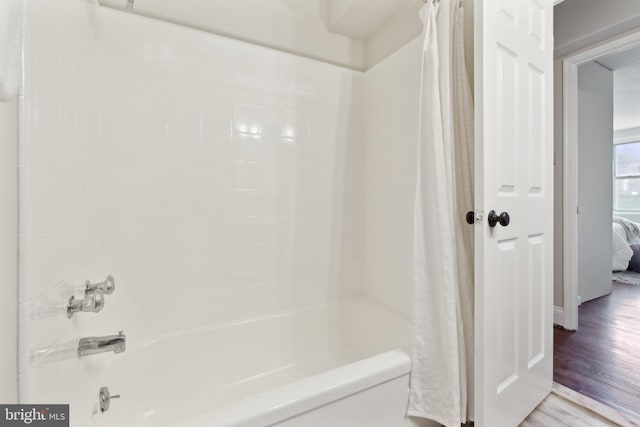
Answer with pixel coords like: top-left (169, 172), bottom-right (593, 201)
top-left (78, 331), bottom-right (126, 358)
top-left (98, 387), bottom-right (120, 413)
top-left (85, 275), bottom-right (115, 296)
top-left (67, 292), bottom-right (105, 318)
top-left (68, 275), bottom-right (116, 318)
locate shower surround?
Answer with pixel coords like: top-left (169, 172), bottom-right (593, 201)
top-left (19, 0), bottom-right (429, 425)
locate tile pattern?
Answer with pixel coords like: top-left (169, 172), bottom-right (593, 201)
top-left (19, 0), bottom-right (364, 419)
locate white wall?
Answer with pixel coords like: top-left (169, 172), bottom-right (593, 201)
top-left (553, 58), bottom-right (564, 307)
top-left (20, 0), bottom-right (363, 421)
top-left (553, 0), bottom-right (640, 308)
top-left (612, 64), bottom-right (640, 132)
top-left (326, 0), bottom-right (410, 41)
top-left (363, 38), bottom-right (421, 316)
top-left (554, 0), bottom-right (640, 57)
top-left (364, 1), bottom-right (423, 69)
top-left (0, 98), bottom-right (18, 403)
top-left (365, 0), bottom-right (474, 83)
top-left (100, 0), bottom-right (473, 73)
top-left (362, 1), bottom-right (474, 317)
top-left (99, 0), bottom-right (365, 70)
top-left (577, 62), bottom-right (613, 303)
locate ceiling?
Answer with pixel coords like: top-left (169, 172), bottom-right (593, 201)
top-left (326, 0), bottom-right (412, 40)
top-left (597, 46), bottom-right (640, 132)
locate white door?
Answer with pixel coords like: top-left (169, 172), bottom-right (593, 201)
top-left (474, 0), bottom-right (554, 426)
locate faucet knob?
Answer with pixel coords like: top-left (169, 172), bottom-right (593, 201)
top-left (67, 291), bottom-right (105, 318)
top-left (99, 386), bottom-right (120, 413)
top-left (86, 275), bottom-right (115, 296)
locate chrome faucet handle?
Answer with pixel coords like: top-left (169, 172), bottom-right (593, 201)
top-left (67, 291), bottom-right (105, 318)
top-left (86, 275), bottom-right (115, 296)
top-left (99, 386), bottom-right (120, 413)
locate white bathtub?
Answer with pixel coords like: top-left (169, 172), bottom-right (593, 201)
top-left (88, 299), bottom-right (436, 427)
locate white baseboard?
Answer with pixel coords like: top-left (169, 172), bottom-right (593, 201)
top-left (553, 306), bottom-right (564, 327)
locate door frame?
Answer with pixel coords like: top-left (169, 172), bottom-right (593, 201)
top-left (561, 29), bottom-right (640, 330)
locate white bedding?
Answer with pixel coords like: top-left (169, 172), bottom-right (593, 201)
top-left (613, 222), bottom-right (633, 272)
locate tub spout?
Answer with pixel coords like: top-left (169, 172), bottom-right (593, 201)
top-left (78, 331), bottom-right (126, 358)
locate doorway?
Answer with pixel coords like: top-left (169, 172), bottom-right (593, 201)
top-left (561, 29), bottom-right (640, 330)
top-left (557, 28), bottom-right (640, 420)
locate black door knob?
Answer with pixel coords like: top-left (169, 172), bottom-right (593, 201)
top-left (488, 210), bottom-right (510, 227)
top-left (466, 211), bottom-right (475, 225)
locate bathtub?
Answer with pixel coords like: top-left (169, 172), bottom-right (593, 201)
top-left (87, 299), bottom-right (436, 427)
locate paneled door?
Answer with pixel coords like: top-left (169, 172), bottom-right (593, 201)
top-left (474, 0), bottom-right (554, 426)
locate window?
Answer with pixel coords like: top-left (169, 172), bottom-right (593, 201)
top-left (614, 141), bottom-right (640, 211)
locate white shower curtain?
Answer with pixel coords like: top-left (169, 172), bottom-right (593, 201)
top-left (408, 0), bottom-right (474, 426)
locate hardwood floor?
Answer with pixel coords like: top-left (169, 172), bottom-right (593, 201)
top-left (521, 383), bottom-right (640, 426)
top-left (554, 281), bottom-right (640, 421)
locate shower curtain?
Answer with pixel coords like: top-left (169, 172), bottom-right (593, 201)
top-left (408, 0), bottom-right (474, 426)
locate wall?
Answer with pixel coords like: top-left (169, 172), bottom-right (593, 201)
top-left (363, 38), bottom-right (421, 316)
top-left (365, 0), bottom-right (474, 84)
top-left (0, 98), bottom-right (18, 403)
top-left (362, 1), bottom-right (474, 317)
top-left (554, 0), bottom-right (640, 57)
top-left (577, 62), bottom-right (613, 303)
top-left (99, 0), bottom-right (365, 70)
top-left (553, 58), bottom-right (564, 307)
top-left (100, 0), bottom-right (473, 73)
top-left (553, 0), bottom-right (640, 309)
top-left (20, 0), bottom-right (363, 421)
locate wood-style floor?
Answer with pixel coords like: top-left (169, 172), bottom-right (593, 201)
top-left (461, 383), bottom-right (637, 426)
top-left (554, 281), bottom-right (640, 422)
top-left (521, 383), bottom-right (640, 426)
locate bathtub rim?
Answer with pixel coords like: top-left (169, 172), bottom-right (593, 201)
top-left (179, 348), bottom-right (412, 427)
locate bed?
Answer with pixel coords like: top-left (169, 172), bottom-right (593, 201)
top-left (612, 216), bottom-right (640, 272)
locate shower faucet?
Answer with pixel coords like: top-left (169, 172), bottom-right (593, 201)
top-left (85, 275), bottom-right (115, 296)
top-left (67, 291), bottom-right (105, 318)
top-left (78, 331), bottom-right (126, 358)
top-left (67, 276), bottom-right (116, 318)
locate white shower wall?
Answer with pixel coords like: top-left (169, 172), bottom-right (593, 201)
top-left (19, 0), bottom-right (363, 402)
top-left (0, 98), bottom-right (18, 403)
top-left (363, 39), bottom-right (422, 317)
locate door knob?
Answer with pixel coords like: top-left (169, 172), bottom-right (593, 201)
top-left (466, 211), bottom-right (475, 225)
top-left (488, 210), bottom-right (510, 227)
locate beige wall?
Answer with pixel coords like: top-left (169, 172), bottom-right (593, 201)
top-left (0, 98), bottom-right (18, 403)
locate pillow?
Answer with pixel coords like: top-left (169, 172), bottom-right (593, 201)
top-left (628, 244), bottom-right (640, 273)
top-left (613, 226), bottom-right (632, 271)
